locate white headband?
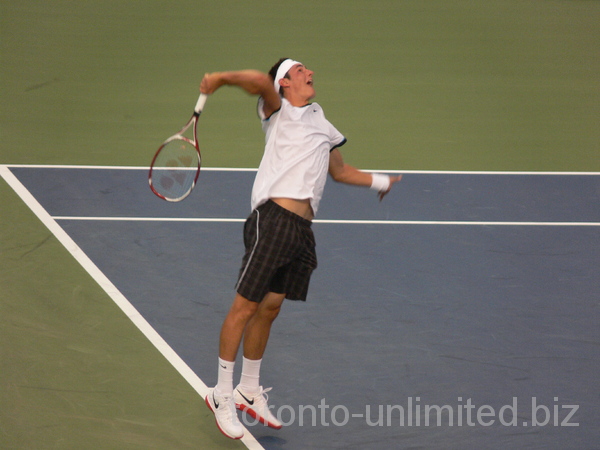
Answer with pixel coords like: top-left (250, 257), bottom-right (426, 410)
top-left (274, 59), bottom-right (302, 92)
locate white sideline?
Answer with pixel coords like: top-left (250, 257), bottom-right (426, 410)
top-left (0, 165), bottom-right (264, 450)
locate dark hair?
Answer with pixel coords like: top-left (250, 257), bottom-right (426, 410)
top-left (268, 58), bottom-right (290, 95)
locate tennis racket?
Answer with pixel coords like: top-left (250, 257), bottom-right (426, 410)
top-left (149, 93), bottom-right (208, 202)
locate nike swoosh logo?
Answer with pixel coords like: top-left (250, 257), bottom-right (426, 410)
top-left (213, 392), bottom-right (220, 409)
top-left (237, 390), bottom-right (255, 405)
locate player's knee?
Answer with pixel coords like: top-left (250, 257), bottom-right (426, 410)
top-left (260, 304), bottom-right (281, 322)
top-left (229, 294), bottom-right (259, 321)
top-left (257, 295), bottom-right (284, 321)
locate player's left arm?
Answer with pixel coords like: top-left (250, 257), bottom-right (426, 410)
top-left (328, 148), bottom-right (402, 201)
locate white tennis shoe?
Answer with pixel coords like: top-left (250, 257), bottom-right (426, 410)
top-left (234, 385), bottom-right (283, 429)
top-left (205, 388), bottom-right (244, 440)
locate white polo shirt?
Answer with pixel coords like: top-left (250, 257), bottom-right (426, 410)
top-left (251, 97), bottom-right (346, 215)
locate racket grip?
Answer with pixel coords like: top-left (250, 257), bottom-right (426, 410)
top-left (195, 93), bottom-right (208, 114)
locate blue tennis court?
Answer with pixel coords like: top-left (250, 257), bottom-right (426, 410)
top-left (3, 165), bottom-right (599, 449)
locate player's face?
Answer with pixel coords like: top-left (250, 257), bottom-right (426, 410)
top-left (286, 64), bottom-right (315, 100)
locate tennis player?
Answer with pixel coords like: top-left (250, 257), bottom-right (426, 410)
top-left (200, 58), bottom-right (401, 439)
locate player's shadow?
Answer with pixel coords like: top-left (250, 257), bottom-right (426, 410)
top-left (256, 435), bottom-right (286, 449)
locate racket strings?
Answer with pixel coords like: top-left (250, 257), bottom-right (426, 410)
top-left (150, 139), bottom-right (200, 201)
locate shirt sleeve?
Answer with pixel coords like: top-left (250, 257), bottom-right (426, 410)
top-left (328, 122), bottom-right (347, 151)
top-left (257, 97), bottom-right (267, 121)
top-left (257, 97), bottom-right (281, 121)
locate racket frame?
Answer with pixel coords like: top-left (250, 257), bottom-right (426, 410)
top-left (149, 93), bottom-right (207, 202)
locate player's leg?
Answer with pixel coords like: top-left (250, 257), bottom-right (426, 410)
top-left (235, 291), bottom-right (285, 429)
top-left (219, 293), bottom-right (260, 362)
top-left (206, 293), bottom-right (259, 439)
top-left (242, 291), bottom-right (285, 360)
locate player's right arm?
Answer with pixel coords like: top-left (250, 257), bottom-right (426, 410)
top-left (200, 70), bottom-right (281, 118)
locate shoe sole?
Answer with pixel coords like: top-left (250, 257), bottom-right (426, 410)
top-left (236, 402), bottom-right (283, 430)
top-left (205, 394), bottom-right (244, 440)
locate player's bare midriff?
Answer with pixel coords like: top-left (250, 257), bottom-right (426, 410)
top-left (271, 198), bottom-right (314, 221)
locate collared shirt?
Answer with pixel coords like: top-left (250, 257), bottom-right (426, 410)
top-left (252, 97), bottom-right (347, 215)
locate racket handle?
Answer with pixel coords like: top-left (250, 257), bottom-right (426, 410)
top-left (194, 93), bottom-right (208, 114)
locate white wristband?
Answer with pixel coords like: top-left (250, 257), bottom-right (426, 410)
top-left (370, 173), bottom-right (391, 192)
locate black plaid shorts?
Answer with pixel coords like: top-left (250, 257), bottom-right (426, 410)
top-left (236, 200), bottom-right (318, 303)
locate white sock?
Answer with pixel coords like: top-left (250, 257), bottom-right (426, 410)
top-left (216, 357), bottom-right (235, 396)
top-left (239, 357), bottom-right (262, 394)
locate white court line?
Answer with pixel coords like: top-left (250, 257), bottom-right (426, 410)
top-left (4, 164), bottom-right (259, 172)
top-left (52, 216), bottom-right (600, 227)
top-left (4, 163), bottom-right (600, 175)
top-left (0, 165), bottom-right (264, 450)
top-left (54, 216), bottom-right (246, 222)
top-left (41, 164), bottom-right (599, 226)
